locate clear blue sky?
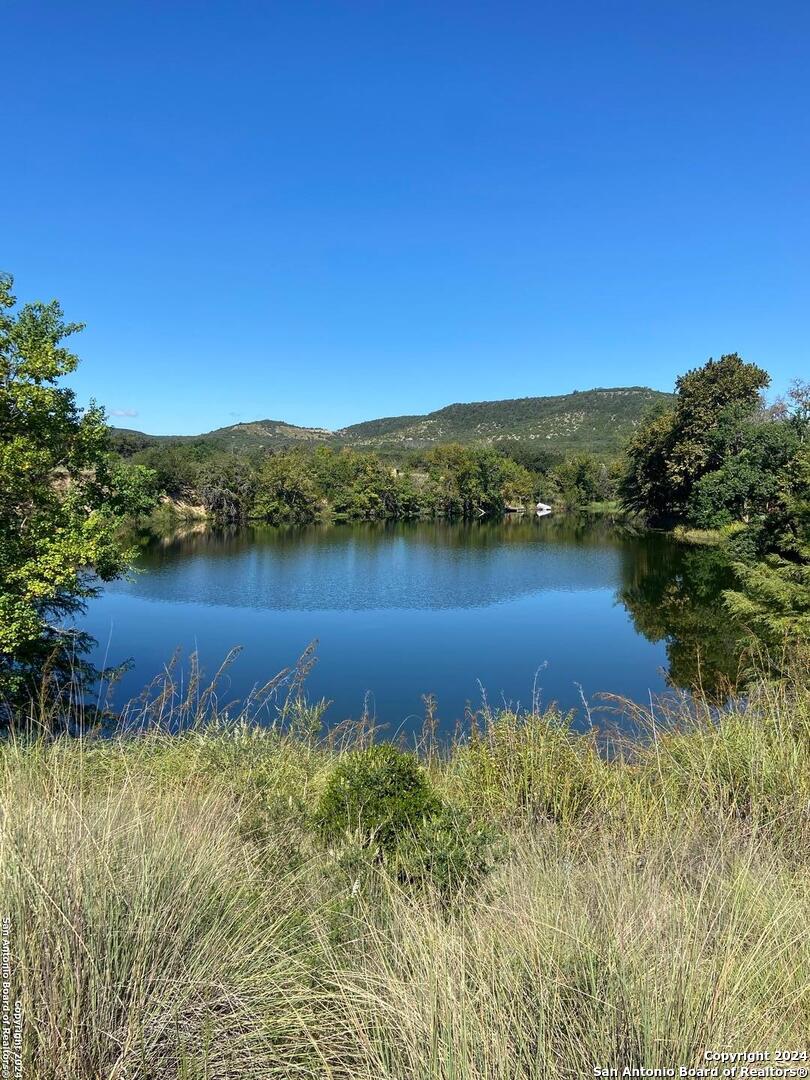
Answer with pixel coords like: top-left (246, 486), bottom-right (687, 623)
top-left (4, 1), bottom-right (808, 435)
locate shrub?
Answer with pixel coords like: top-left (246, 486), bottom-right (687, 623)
top-left (394, 804), bottom-right (505, 902)
top-left (313, 743), bottom-right (439, 851)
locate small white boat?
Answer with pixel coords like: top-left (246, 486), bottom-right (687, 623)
top-left (536, 501), bottom-right (553, 517)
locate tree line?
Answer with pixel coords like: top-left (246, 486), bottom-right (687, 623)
top-left (123, 437), bottom-right (623, 527)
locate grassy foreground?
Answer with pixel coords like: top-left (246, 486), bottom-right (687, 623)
top-left (1, 659), bottom-right (809, 1079)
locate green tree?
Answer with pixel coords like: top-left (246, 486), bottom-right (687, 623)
top-left (619, 404), bottom-right (677, 519)
top-left (382, 469), bottom-right (423, 519)
top-left (499, 455), bottom-right (535, 508)
top-left (254, 451), bottom-right (319, 524)
top-left (132, 441), bottom-right (213, 498)
top-left (725, 548), bottom-right (810, 645)
top-left (0, 274), bottom-right (156, 707)
top-left (548, 452), bottom-right (603, 509)
top-left (325, 449), bottom-right (389, 519)
top-left (501, 445), bottom-right (564, 475)
top-left (196, 456), bottom-right (258, 523)
top-left (424, 444), bottom-right (520, 518)
top-left (723, 422), bottom-right (810, 646)
top-left (307, 447), bottom-right (422, 520)
top-left (666, 354), bottom-right (769, 506)
top-left (621, 354), bottom-right (770, 521)
top-left (686, 419), bottom-right (799, 529)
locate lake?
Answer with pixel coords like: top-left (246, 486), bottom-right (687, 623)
top-left (79, 516), bottom-right (739, 735)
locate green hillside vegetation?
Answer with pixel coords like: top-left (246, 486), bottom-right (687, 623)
top-left (111, 385), bottom-right (673, 458)
top-left (335, 386), bottom-right (672, 453)
top-left (112, 389), bottom-right (652, 528)
top-left (109, 418), bottom-right (332, 455)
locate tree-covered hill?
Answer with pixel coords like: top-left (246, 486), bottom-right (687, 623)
top-left (111, 386), bottom-right (673, 457)
top-left (110, 418), bottom-right (332, 454)
top-left (336, 387), bottom-right (672, 454)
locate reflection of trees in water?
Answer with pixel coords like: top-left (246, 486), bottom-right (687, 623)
top-left (131, 519), bottom-right (743, 694)
top-left (127, 516), bottom-right (631, 612)
top-left (138, 514), bottom-right (642, 567)
top-left (618, 543), bottom-right (743, 696)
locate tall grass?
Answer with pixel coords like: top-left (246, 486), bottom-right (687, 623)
top-left (1, 653), bottom-right (808, 1078)
top-left (332, 831), bottom-right (807, 1079)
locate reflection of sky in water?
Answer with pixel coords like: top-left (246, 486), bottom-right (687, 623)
top-left (111, 536), bottom-right (622, 611)
top-left (80, 520), bottom-right (689, 731)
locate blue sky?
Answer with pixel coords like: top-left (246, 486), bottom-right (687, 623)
top-left (4, 1), bottom-right (808, 434)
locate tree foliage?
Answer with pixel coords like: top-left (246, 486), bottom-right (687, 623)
top-left (254, 451), bottom-right (320, 524)
top-left (545, 452), bottom-right (620, 509)
top-left (723, 425), bottom-right (810, 644)
top-left (197, 457), bottom-right (258, 524)
top-left (621, 355), bottom-right (809, 648)
top-left (128, 440), bottom-right (538, 526)
top-left (0, 274), bottom-right (156, 705)
top-left (621, 354), bottom-right (770, 521)
top-left (422, 444), bottom-right (533, 517)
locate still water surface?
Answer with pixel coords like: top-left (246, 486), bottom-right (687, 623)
top-left (80, 517), bottom-right (738, 734)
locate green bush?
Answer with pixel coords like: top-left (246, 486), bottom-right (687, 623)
top-left (395, 804), bottom-right (505, 902)
top-left (313, 743), bottom-right (439, 851)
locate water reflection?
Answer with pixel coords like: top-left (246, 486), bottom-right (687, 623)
top-left (618, 543), bottom-right (741, 697)
top-left (126, 518), bottom-right (650, 611)
top-left (87, 517), bottom-right (743, 723)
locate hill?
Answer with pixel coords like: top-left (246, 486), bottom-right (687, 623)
top-left (109, 419), bottom-right (331, 455)
top-left (111, 386), bottom-right (673, 458)
top-left (334, 387), bottom-right (671, 454)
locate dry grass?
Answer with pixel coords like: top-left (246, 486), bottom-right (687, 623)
top-left (330, 830), bottom-right (808, 1079)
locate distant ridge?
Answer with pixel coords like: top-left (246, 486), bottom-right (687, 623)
top-left (111, 386), bottom-right (673, 457)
